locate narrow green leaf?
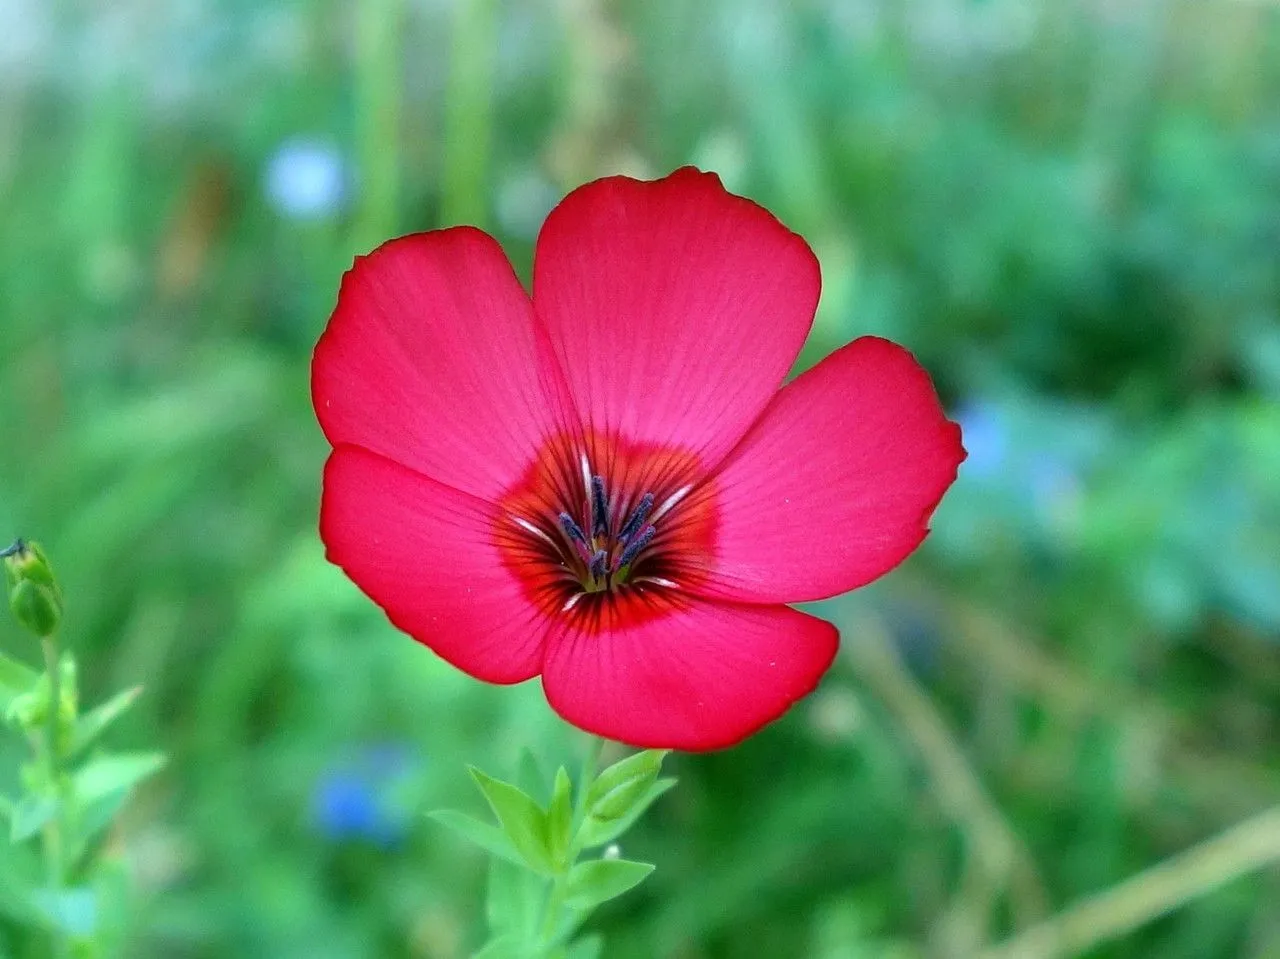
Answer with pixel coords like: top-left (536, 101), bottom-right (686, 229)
top-left (0, 792), bottom-right (13, 822)
top-left (563, 859), bottom-right (654, 913)
top-left (70, 791), bottom-right (133, 862)
top-left (468, 767), bottom-right (554, 875)
top-left (9, 794), bottom-right (58, 843)
top-left (515, 747), bottom-right (549, 806)
top-left (428, 810), bottom-right (525, 868)
top-left (68, 686), bottom-right (144, 758)
top-left (579, 777), bottom-right (676, 849)
top-left (547, 766), bottom-right (573, 866)
top-left (585, 750), bottom-right (667, 821)
top-left (73, 752), bottom-right (166, 805)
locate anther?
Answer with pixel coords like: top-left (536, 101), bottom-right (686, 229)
top-left (558, 512), bottom-right (588, 548)
top-left (590, 475), bottom-right (609, 537)
top-left (588, 548), bottom-right (609, 582)
top-left (617, 493), bottom-right (654, 542)
top-left (613, 524), bottom-right (655, 572)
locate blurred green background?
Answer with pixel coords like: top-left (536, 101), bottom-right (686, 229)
top-left (2, 0), bottom-right (1279, 956)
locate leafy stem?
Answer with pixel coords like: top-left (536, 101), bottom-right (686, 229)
top-left (435, 738), bottom-right (671, 958)
top-left (40, 633), bottom-right (69, 959)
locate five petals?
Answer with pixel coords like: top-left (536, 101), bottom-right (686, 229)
top-left (314, 168), bottom-right (964, 750)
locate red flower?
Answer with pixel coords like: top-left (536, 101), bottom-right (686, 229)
top-left (314, 168), bottom-right (964, 751)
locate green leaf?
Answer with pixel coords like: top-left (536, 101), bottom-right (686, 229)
top-left (547, 766), bottom-right (573, 866)
top-left (428, 810), bottom-right (525, 868)
top-left (563, 858), bottom-right (654, 914)
top-left (69, 686), bottom-right (143, 758)
top-left (585, 750), bottom-right (668, 821)
top-left (515, 747), bottom-right (549, 806)
top-left (0, 649), bottom-right (39, 713)
top-left (73, 752), bottom-right (166, 805)
top-left (579, 777), bottom-right (676, 849)
top-left (9, 794), bottom-right (58, 843)
top-left (468, 767), bottom-right (555, 875)
top-left (70, 790), bottom-right (133, 863)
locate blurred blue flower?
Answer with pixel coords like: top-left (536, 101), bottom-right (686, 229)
top-left (312, 744), bottom-right (419, 847)
top-left (265, 138), bottom-right (347, 219)
top-left (954, 401), bottom-right (1008, 479)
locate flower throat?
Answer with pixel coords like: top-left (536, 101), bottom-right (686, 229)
top-left (556, 475), bottom-right (658, 594)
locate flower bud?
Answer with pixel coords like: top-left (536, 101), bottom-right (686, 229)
top-left (3, 540), bottom-right (63, 638)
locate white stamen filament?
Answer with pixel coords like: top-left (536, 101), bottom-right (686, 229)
top-left (512, 515), bottom-right (557, 547)
top-left (648, 485), bottom-right (691, 525)
top-left (633, 576), bottom-right (679, 590)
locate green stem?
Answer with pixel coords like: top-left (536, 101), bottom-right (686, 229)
top-left (353, 0), bottom-right (404, 251)
top-left (41, 634), bottom-right (69, 959)
top-left (980, 805), bottom-right (1280, 959)
top-left (537, 873), bottom-right (568, 949)
top-left (440, 0), bottom-right (497, 227)
top-left (536, 736), bottom-right (607, 952)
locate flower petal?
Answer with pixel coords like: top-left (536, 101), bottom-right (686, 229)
top-left (313, 228), bottom-right (570, 503)
top-left (541, 597), bottom-right (838, 751)
top-left (532, 167), bottom-right (820, 470)
top-left (692, 337), bottom-right (965, 604)
top-left (320, 445), bottom-right (551, 683)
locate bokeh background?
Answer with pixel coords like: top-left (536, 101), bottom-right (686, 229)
top-left (2, 0), bottom-right (1279, 956)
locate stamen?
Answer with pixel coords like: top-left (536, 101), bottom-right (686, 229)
top-left (588, 548), bottom-right (609, 581)
top-left (633, 575), bottom-right (679, 589)
top-left (590, 475), bottom-right (609, 537)
top-left (558, 512), bottom-right (588, 548)
top-left (617, 492), bottom-right (654, 542)
top-left (512, 516), bottom-right (557, 548)
top-left (613, 524), bottom-right (655, 572)
top-left (648, 485), bottom-right (691, 525)
top-left (580, 452), bottom-right (592, 502)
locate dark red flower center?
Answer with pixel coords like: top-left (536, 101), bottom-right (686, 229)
top-left (495, 432), bottom-right (716, 626)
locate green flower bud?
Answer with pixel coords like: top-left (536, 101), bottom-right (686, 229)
top-left (3, 540), bottom-right (63, 638)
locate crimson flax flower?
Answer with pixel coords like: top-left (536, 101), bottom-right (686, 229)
top-left (314, 168), bottom-right (964, 751)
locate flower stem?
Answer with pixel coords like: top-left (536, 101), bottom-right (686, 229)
top-left (980, 804), bottom-right (1280, 959)
top-left (41, 634), bottom-right (69, 959)
top-left (535, 735), bottom-right (607, 951)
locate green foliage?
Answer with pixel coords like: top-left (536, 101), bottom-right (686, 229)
top-left (562, 860), bottom-right (654, 914)
top-left (437, 749), bottom-right (668, 956)
top-left (583, 750), bottom-right (667, 822)
top-left (1, 547), bottom-right (162, 959)
top-left (466, 767), bottom-right (558, 876)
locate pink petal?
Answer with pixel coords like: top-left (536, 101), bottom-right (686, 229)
top-left (313, 228), bottom-right (571, 503)
top-left (320, 445), bottom-right (551, 683)
top-left (532, 167), bottom-right (820, 470)
top-left (692, 337), bottom-right (965, 604)
top-left (541, 596), bottom-right (838, 751)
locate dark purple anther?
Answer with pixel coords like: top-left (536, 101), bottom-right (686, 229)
top-left (613, 524), bottom-right (655, 571)
top-left (590, 475), bottom-right (609, 537)
top-left (617, 493), bottom-right (655, 542)
top-left (558, 512), bottom-right (588, 548)
top-left (588, 548), bottom-right (609, 581)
